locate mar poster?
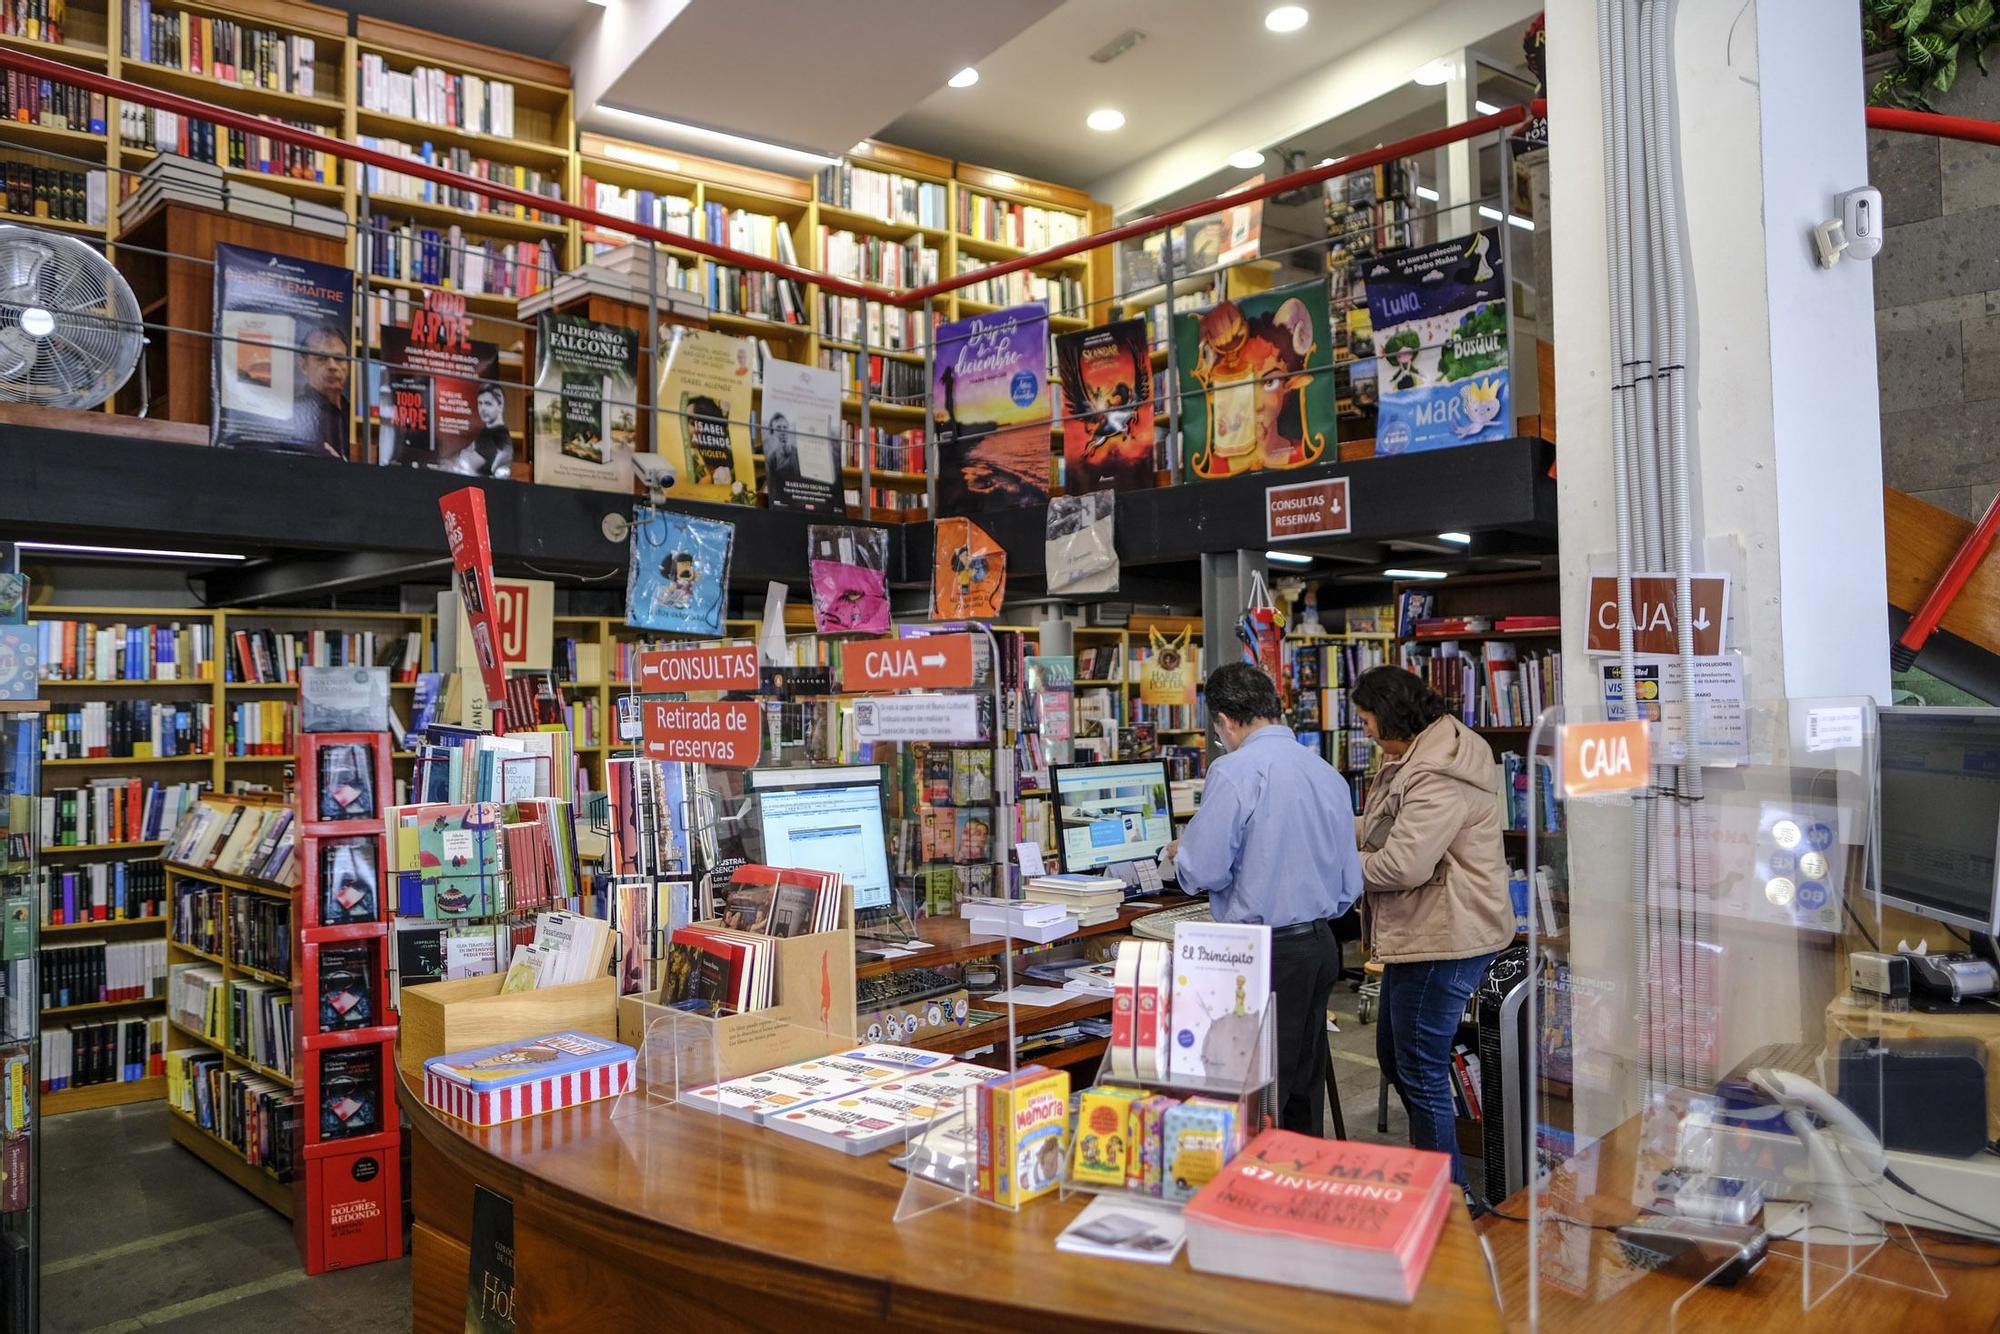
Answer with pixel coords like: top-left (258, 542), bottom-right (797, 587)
top-left (657, 326), bottom-right (756, 506)
top-left (210, 242), bottom-right (354, 460)
top-left (1174, 278), bottom-right (1334, 481)
top-left (760, 359), bottom-right (842, 511)
top-left (1055, 319), bottom-right (1154, 494)
top-left (377, 292), bottom-right (510, 478)
top-left (531, 313), bottom-right (638, 493)
top-left (1364, 227), bottom-right (1510, 453)
top-left (932, 302), bottom-right (1051, 515)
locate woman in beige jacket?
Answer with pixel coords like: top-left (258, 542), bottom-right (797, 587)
top-left (1352, 665), bottom-right (1515, 1192)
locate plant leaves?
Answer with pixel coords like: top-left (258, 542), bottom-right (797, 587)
top-left (1897, 0), bottom-right (1937, 29)
top-left (1907, 28), bottom-right (1950, 62)
top-left (1935, 48), bottom-right (1962, 88)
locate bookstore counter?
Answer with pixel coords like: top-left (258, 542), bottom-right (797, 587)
top-left (395, 1061), bottom-right (1505, 1330)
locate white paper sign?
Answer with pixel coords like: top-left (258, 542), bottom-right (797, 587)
top-left (1014, 840), bottom-right (1047, 878)
top-left (1598, 655), bottom-right (1747, 765)
top-left (1805, 706), bottom-right (1865, 753)
top-left (852, 693), bottom-right (987, 743)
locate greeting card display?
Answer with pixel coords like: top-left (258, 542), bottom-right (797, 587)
top-left (807, 525), bottom-right (891, 634)
top-left (626, 507), bottom-right (734, 636)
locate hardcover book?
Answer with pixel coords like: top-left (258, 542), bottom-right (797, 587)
top-left (532, 312), bottom-right (639, 493)
top-left (1167, 922), bottom-right (1272, 1084)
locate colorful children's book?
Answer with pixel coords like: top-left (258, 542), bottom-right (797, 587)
top-left (1163, 1097), bottom-right (1241, 1203)
top-left (1167, 921), bottom-right (1271, 1084)
top-left (1070, 1085), bottom-right (1145, 1187)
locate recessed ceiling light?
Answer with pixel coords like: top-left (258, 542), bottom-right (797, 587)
top-left (1086, 108), bottom-right (1125, 131)
top-left (1438, 531), bottom-right (1472, 545)
top-left (948, 67), bottom-right (979, 89)
top-left (1415, 185), bottom-right (1440, 201)
top-left (1412, 58), bottom-right (1456, 86)
top-left (1227, 149), bottom-right (1264, 170)
top-left (1384, 567), bottom-right (1449, 580)
top-left (1265, 550), bottom-right (1314, 565)
top-left (1265, 5), bottom-right (1309, 33)
top-left (1475, 99), bottom-right (1501, 115)
top-left (17, 541), bottom-right (247, 562)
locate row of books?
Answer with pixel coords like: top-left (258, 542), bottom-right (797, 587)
top-left (579, 176), bottom-right (694, 240)
top-left (1074, 644), bottom-right (1123, 682)
top-left (167, 962), bottom-right (225, 1038)
top-left (224, 626), bottom-right (422, 684)
top-left (167, 1049), bottom-right (300, 1180)
top-left (1446, 1041), bottom-right (1484, 1120)
top-left (0, 1), bottom-right (64, 44)
top-left (1398, 641), bottom-right (1562, 730)
top-left (354, 135), bottom-right (562, 221)
top-left (39, 779), bottom-right (203, 848)
top-left (708, 261), bottom-right (804, 325)
top-left (223, 699), bottom-right (295, 757)
top-left (819, 227), bottom-right (939, 288)
top-left (37, 701), bottom-right (213, 760)
top-left (32, 618), bottom-right (214, 682)
top-left (956, 258), bottom-right (1083, 314)
top-left (817, 347), bottom-right (925, 404)
top-left (122, 5), bottom-right (321, 99)
top-left (119, 108), bottom-right (336, 185)
top-left (818, 293), bottom-right (928, 350)
top-left (1496, 751), bottom-right (1563, 834)
top-left (360, 215), bottom-right (557, 298)
top-left (39, 859), bottom-right (168, 927)
top-left (227, 979), bottom-right (292, 1075)
top-left (356, 55), bottom-right (521, 140)
top-left (955, 189), bottom-right (1084, 249)
top-left (171, 878), bottom-right (221, 955)
top-left (42, 938), bottom-right (166, 1009)
top-left (814, 162), bottom-right (948, 231)
top-left (405, 726), bottom-right (575, 806)
top-left (0, 163), bottom-right (103, 226)
top-left (42, 1017), bottom-right (165, 1091)
top-left (230, 892), bottom-right (291, 978)
top-left (1, 957), bottom-right (26, 1040)
top-left (566, 695), bottom-right (601, 750)
top-left (116, 152), bottom-right (343, 240)
top-left (1069, 1081), bottom-right (1252, 1204)
top-left (165, 799), bottom-right (297, 886)
top-left (4, 73), bottom-right (105, 134)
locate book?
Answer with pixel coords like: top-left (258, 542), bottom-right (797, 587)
top-left (1070, 1084), bottom-right (1145, 1187)
top-left (1055, 1196), bottom-right (1188, 1264)
top-left (1183, 1129), bottom-right (1455, 1303)
top-left (464, 1185), bottom-right (515, 1333)
top-left (1167, 921), bottom-right (1272, 1084)
top-left (977, 1064), bottom-right (1068, 1206)
top-left (210, 242), bottom-right (355, 460)
top-left (1134, 938), bottom-right (1170, 1080)
top-left (764, 1062), bottom-right (1006, 1155)
top-left (532, 312), bottom-right (639, 493)
top-left (679, 1053), bottom-right (900, 1124)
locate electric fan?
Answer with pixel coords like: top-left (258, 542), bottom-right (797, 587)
top-left (0, 223), bottom-right (144, 408)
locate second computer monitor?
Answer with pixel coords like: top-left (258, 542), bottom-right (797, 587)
top-left (749, 765), bottom-right (894, 912)
top-left (1052, 759), bottom-right (1175, 874)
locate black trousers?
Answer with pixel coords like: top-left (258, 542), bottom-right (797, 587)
top-left (1272, 918), bottom-right (1344, 1136)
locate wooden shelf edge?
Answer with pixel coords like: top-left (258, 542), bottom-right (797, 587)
top-left (43, 1075), bottom-right (165, 1115)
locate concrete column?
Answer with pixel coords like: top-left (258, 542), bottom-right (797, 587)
top-left (1443, 52), bottom-right (1480, 240)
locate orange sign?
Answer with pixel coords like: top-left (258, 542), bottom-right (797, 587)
top-left (1586, 574), bottom-right (1729, 656)
top-left (838, 633), bottom-right (978, 692)
top-left (636, 644), bottom-right (759, 693)
top-left (1561, 721), bottom-right (1651, 797)
top-left (640, 700), bottom-right (764, 767)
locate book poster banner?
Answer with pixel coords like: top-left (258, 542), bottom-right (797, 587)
top-left (1364, 227), bottom-right (1510, 453)
top-left (933, 303), bottom-right (1051, 515)
top-left (627, 506), bottom-right (733, 637)
top-left (1140, 627), bottom-right (1198, 708)
top-left (657, 327), bottom-right (756, 505)
top-left (1055, 319), bottom-right (1154, 494)
top-left (210, 242), bottom-right (355, 459)
top-left (932, 516), bottom-right (1006, 621)
top-left (378, 294), bottom-right (511, 477)
top-left (761, 359), bottom-right (842, 511)
top-left (1175, 278), bottom-right (1334, 480)
top-left (531, 313), bottom-right (638, 493)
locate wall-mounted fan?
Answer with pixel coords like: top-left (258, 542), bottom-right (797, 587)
top-left (0, 224), bottom-right (144, 409)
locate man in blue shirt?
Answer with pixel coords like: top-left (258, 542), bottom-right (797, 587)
top-left (1166, 663), bottom-right (1362, 1135)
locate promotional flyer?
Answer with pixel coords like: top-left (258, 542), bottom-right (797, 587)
top-left (378, 292), bottom-right (509, 477)
top-left (1174, 279), bottom-right (1335, 480)
top-left (760, 359), bottom-right (842, 511)
top-left (657, 327), bottom-right (756, 505)
top-left (1055, 319), bottom-right (1154, 494)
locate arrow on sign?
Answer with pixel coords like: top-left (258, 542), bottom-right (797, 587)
top-left (1693, 609), bottom-right (1711, 631)
top-left (921, 652), bottom-right (946, 668)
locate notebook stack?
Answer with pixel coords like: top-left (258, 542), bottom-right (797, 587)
top-left (1023, 873), bottom-right (1126, 927)
top-left (958, 894), bottom-right (1076, 944)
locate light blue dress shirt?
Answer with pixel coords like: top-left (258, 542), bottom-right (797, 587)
top-left (1173, 724), bottom-right (1364, 926)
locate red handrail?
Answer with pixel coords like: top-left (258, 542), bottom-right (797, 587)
top-left (0, 44), bottom-right (1991, 313)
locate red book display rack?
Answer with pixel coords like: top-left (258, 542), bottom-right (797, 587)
top-left (294, 731), bottom-right (403, 1274)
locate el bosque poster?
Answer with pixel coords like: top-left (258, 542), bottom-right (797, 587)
top-left (377, 292), bottom-right (511, 478)
top-left (1364, 227), bottom-right (1511, 453)
top-left (932, 302), bottom-right (1052, 515)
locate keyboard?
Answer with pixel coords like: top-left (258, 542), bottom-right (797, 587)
top-left (1131, 900), bottom-right (1213, 941)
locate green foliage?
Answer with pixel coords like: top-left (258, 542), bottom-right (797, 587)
top-left (1868, 0), bottom-right (1999, 107)
top-left (1436, 303), bottom-right (1508, 382)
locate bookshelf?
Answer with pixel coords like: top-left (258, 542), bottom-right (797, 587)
top-left (1065, 620), bottom-right (1204, 765)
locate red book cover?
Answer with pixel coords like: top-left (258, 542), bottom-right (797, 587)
top-left (1185, 1129), bottom-right (1452, 1254)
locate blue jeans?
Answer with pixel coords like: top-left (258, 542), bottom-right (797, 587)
top-left (1378, 953), bottom-right (1497, 1189)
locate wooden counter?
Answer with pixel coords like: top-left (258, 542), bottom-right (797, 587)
top-left (399, 1062), bottom-right (1504, 1332)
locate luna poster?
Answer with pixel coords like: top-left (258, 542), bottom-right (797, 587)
top-left (626, 506), bottom-right (733, 637)
top-left (1055, 319), bottom-right (1153, 493)
top-left (1174, 279), bottom-right (1334, 480)
top-left (210, 242), bottom-right (355, 459)
top-left (932, 302), bottom-right (1051, 515)
top-left (1364, 227), bottom-right (1510, 453)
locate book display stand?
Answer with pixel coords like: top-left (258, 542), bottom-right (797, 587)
top-left (293, 731), bottom-right (402, 1274)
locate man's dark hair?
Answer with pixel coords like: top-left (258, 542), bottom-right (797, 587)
top-left (1205, 662), bottom-right (1283, 726)
top-left (1350, 665), bottom-right (1449, 741)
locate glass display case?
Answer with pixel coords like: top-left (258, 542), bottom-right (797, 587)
top-left (0, 702), bottom-right (41, 1332)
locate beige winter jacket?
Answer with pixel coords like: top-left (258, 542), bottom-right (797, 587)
top-left (1358, 714), bottom-right (1516, 963)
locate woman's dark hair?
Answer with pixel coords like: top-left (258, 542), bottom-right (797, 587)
top-left (1204, 662), bottom-right (1283, 726)
top-left (1350, 665), bottom-right (1449, 741)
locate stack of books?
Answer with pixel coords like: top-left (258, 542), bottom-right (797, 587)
top-left (1184, 1130), bottom-right (1455, 1303)
top-left (1022, 873), bottom-right (1125, 927)
top-left (119, 154), bottom-right (345, 237)
top-left (957, 894), bottom-right (1075, 944)
top-left (518, 241), bottom-right (710, 321)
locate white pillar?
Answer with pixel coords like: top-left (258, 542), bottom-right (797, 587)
top-left (1443, 52), bottom-right (1480, 240)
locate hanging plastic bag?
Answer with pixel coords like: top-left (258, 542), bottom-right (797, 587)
top-left (933, 516), bottom-right (1007, 620)
top-left (1139, 626), bottom-right (1198, 708)
top-left (1045, 491), bottom-right (1119, 596)
top-left (807, 525), bottom-right (891, 634)
top-left (1239, 567), bottom-right (1287, 696)
top-left (626, 506), bottom-right (733, 636)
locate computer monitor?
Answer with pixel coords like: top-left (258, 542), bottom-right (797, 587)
top-left (1877, 707), bottom-right (2000, 936)
top-left (1051, 759), bottom-right (1175, 874)
top-left (749, 765), bottom-right (895, 912)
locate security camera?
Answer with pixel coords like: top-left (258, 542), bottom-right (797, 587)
top-left (630, 454), bottom-right (677, 491)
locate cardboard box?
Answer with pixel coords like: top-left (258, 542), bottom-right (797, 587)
top-left (398, 937), bottom-right (618, 1083)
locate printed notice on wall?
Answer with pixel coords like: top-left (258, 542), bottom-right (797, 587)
top-left (1598, 655), bottom-right (1747, 766)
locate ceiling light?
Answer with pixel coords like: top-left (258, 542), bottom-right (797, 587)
top-left (1412, 58), bottom-right (1456, 86)
top-left (16, 542), bottom-right (247, 562)
top-left (596, 104), bottom-right (839, 167)
top-left (948, 67), bottom-right (979, 89)
top-left (1086, 108), bottom-right (1126, 131)
top-left (1265, 5), bottom-right (1309, 33)
top-left (1415, 185), bottom-right (1440, 201)
top-left (1475, 99), bottom-right (1501, 115)
top-left (1477, 204), bottom-right (1535, 231)
top-left (1384, 567), bottom-right (1449, 580)
top-left (1227, 149), bottom-right (1264, 170)
top-left (1438, 531), bottom-right (1472, 545)
top-left (1265, 550), bottom-right (1314, 566)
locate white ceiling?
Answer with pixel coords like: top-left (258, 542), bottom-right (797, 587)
top-left (337, 0), bottom-right (597, 64)
top-left (881, 0), bottom-right (1428, 187)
